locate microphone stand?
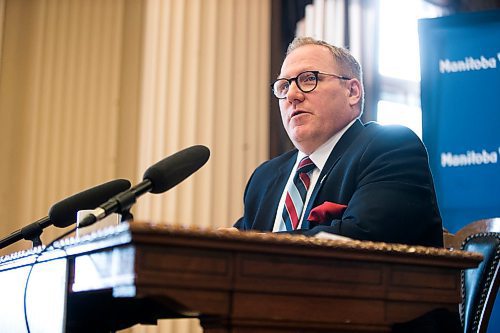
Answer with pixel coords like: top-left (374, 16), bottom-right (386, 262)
top-left (120, 210), bottom-right (134, 223)
top-left (79, 189), bottom-right (140, 228)
top-left (0, 221), bottom-right (45, 249)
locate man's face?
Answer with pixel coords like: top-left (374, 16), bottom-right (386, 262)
top-left (278, 44), bottom-right (361, 154)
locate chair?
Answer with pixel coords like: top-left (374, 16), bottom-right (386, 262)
top-left (444, 218), bottom-right (500, 333)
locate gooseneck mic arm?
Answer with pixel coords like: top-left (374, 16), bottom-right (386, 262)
top-left (0, 179), bottom-right (131, 249)
top-left (0, 217), bottom-right (49, 249)
top-left (78, 188), bottom-right (140, 228)
top-left (79, 145), bottom-right (211, 228)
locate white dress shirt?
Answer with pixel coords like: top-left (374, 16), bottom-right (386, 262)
top-left (272, 119), bottom-right (356, 232)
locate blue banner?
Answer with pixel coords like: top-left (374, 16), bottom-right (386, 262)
top-left (419, 9), bottom-right (500, 333)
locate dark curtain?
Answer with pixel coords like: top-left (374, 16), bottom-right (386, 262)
top-left (269, 0), bottom-right (313, 158)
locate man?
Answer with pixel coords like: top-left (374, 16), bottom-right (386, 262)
top-left (232, 37), bottom-right (443, 247)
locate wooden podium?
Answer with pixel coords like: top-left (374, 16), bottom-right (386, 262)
top-left (0, 222), bottom-right (482, 332)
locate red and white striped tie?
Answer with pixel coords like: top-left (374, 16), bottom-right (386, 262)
top-left (281, 156), bottom-right (315, 230)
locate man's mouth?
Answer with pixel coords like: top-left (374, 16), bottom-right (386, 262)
top-left (291, 110), bottom-right (307, 118)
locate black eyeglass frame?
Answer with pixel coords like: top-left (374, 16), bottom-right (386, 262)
top-left (271, 70), bottom-right (351, 99)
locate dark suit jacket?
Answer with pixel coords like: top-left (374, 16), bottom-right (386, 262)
top-left (234, 120), bottom-right (443, 247)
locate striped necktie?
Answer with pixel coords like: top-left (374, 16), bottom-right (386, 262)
top-left (282, 156), bottom-right (316, 231)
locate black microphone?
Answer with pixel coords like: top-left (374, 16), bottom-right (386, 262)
top-left (79, 145), bottom-right (210, 228)
top-left (0, 179), bottom-right (131, 249)
top-left (48, 179), bottom-right (131, 228)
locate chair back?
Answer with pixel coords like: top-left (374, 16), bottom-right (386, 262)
top-left (461, 232), bottom-right (499, 333)
top-left (444, 218), bottom-right (500, 333)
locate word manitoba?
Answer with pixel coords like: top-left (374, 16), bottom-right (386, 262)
top-left (439, 55), bottom-right (497, 73)
top-left (441, 149), bottom-right (498, 167)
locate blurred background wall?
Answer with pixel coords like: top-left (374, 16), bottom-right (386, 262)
top-left (0, 0), bottom-right (270, 249)
top-left (0, 1), bottom-right (269, 330)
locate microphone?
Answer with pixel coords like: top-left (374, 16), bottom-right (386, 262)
top-left (0, 179), bottom-right (131, 249)
top-left (79, 145), bottom-right (210, 228)
top-left (48, 179), bottom-right (131, 228)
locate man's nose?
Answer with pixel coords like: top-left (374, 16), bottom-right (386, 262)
top-left (286, 80), bottom-right (303, 103)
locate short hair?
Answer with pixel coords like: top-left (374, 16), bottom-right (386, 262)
top-left (287, 37), bottom-right (364, 112)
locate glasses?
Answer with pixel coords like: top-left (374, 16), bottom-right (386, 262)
top-left (271, 70), bottom-right (351, 99)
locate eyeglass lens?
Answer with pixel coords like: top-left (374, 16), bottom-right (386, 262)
top-left (273, 71), bottom-right (318, 98)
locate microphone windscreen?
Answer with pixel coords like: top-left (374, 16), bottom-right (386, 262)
top-left (48, 179), bottom-right (131, 228)
top-left (143, 145), bottom-right (210, 194)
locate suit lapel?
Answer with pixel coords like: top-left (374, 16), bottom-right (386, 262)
top-left (252, 152), bottom-right (297, 231)
top-left (301, 120), bottom-right (365, 228)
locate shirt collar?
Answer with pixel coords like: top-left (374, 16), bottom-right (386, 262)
top-left (298, 118), bottom-right (357, 172)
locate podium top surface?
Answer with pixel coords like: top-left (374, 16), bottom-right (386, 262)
top-left (1, 221), bottom-right (481, 270)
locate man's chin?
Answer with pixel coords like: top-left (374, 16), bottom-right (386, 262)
top-left (290, 137), bottom-right (316, 154)
top-left (290, 126), bottom-right (313, 141)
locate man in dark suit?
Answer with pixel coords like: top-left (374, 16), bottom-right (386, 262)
top-left (230, 36), bottom-right (443, 247)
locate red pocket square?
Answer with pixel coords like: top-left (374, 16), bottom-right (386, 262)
top-left (307, 201), bottom-right (347, 223)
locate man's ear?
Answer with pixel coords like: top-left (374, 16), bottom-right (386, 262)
top-left (348, 79), bottom-right (362, 106)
